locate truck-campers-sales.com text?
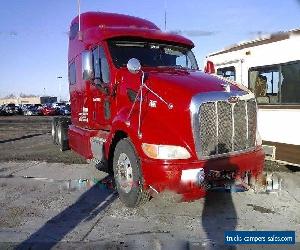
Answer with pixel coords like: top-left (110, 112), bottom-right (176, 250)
top-left (225, 235), bottom-right (294, 244)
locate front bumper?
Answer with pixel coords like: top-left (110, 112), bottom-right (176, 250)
top-left (141, 147), bottom-right (264, 200)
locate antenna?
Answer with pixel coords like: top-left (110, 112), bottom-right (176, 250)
top-left (77, 0), bottom-right (83, 40)
top-left (77, 0), bottom-right (81, 32)
top-left (164, 0), bottom-right (167, 31)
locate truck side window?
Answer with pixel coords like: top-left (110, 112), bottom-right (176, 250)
top-left (92, 46), bottom-right (110, 84)
top-left (69, 62), bottom-right (76, 85)
top-left (92, 47), bottom-right (101, 82)
top-left (99, 47), bottom-right (110, 84)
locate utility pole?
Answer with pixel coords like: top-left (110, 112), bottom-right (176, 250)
top-left (57, 76), bottom-right (63, 102)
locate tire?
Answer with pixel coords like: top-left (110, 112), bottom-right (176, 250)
top-left (51, 117), bottom-right (58, 144)
top-left (113, 138), bottom-right (150, 207)
top-left (57, 118), bottom-right (71, 151)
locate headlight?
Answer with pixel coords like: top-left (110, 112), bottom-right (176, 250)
top-left (256, 130), bottom-right (262, 146)
top-left (142, 143), bottom-right (191, 160)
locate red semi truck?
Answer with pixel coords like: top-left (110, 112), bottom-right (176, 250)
top-left (52, 12), bottom-right (264, 207)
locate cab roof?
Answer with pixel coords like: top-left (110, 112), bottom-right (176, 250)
top-left (70, 12), bottom-right (194, 48)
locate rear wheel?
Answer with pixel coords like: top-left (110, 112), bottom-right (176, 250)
top-left (51, 117), bottom-right (58, 144)
top-left (113, 138), bottom-right (150, 207)
top-left (52, 117), bottom-right (71, 151)
top-left (57, 118), bottom-right (71, 151)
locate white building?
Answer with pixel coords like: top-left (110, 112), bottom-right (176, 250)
top-left (206, 29), bottom-right (300, 165)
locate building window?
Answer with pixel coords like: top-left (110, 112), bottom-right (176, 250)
top-left (281, 62), bottom-right (300, 103)
top-left (249, 61), bottom-right (300, 104)
top-left (92, 46), bottom-right (110, 84)
top-left (69, 62), bottom-right (76, 85)
top-left (249, 67), bottom-right (279, 104)
top-left (217, 66), bottom-right (236, 81)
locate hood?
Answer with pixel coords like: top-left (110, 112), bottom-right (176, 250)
top-left (144, 69), bottom-right (242, 104)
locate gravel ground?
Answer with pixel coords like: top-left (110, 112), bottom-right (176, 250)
top-left (0, 116), bottom-right (299, 249)
top-left (0, 116), bottom-right (86, 164)
top-left (0, 115), bottom-right (297, 172)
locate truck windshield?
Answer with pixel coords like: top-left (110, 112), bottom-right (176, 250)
top-left (108, 40), bottom-right (198, 70)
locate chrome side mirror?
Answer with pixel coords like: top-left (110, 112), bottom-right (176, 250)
top-left (82, 51), bottom-right (94, 80)
top-left (127, 58), bottom-right (141, 74)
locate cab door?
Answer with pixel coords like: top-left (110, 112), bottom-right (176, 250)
top-left (90, 45), bottom-right (112, 130)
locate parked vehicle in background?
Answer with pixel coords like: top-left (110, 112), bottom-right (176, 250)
top-left (57, 104), bottom-right (71, 116)
top-left (52, 12), bottom-right (265, 207)
top-left (41, 104), bottom-right (57, 116)
top-left (20, 104), bottom-right (31, 115)
top-left (0, 105), bottom-right (6, 115)
top-left (23, 105), bottom-right (43, 116)
top-left (34, 104), bottom-right (43, 110)
top-left (0, 103), bottom-right (20, 115)
top-left (52, 102), bottom-right (66, 108)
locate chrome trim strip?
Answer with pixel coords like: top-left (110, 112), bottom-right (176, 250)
top-left (190, 91), bottom-right (256, 160)
top-left (231, 104), bottom-right (235, 152)
top-left (245, 101), bottom-right (249, 147)
top-left (215, 102), bottom-right (219, 154)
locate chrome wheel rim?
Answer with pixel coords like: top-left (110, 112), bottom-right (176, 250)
top-left (116, 153), bottom-right (133, 193)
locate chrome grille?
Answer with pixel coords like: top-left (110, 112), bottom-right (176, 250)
top-left (217, 101), bottom-right (233, 154)
top-left (199, 102), bottom-right (217, 156)
top-left (197, 97), bottom-right (257, 158)
top-left (233, 100), bottom-right (247, 151)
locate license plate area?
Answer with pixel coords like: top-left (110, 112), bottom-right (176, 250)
top-left (181, 168), bottom-right (205, 184)
top-left (207, 170), bottom-right (236, 181)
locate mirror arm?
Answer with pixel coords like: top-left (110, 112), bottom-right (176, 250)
top-left (95, 81), bottom-right (110, 95)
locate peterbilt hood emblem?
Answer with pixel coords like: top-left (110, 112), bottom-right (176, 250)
top-left (228, 96), bottom-right (239, 103)
top-left (221, 82), bottom-right (231, 92)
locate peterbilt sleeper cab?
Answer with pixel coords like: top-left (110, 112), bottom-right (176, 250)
top-left (52, 12), bottom-right (265, 207)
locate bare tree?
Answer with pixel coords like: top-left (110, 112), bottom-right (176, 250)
top-left (19, 93), bottom-right (38, 98)
top-left (4, 93), bottom-right (16, 99)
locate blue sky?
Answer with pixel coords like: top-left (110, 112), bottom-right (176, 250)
top-left (0, 0), bottom-right (300, 100)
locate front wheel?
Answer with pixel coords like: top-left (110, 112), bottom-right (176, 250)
top-left (113, 138), bottom-right (150, 207)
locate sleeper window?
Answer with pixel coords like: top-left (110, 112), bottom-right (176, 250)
top-left (69, 62), bottom-right (76, 85)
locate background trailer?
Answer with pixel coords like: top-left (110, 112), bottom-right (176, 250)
top-left (206, 29), bottom-right (300, 165)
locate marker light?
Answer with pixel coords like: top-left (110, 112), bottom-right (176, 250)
top-left (142, 143), bottom-right (191, 160)
top-left (256, 130), bottom-right (262, 146)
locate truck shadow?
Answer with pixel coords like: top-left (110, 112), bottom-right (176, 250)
top-left (201, 144), bottom-right (238, 249)
top-left (17, 175), bottom-right (117, 250)
top-left (0, 133), bottom-right (46, 144)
